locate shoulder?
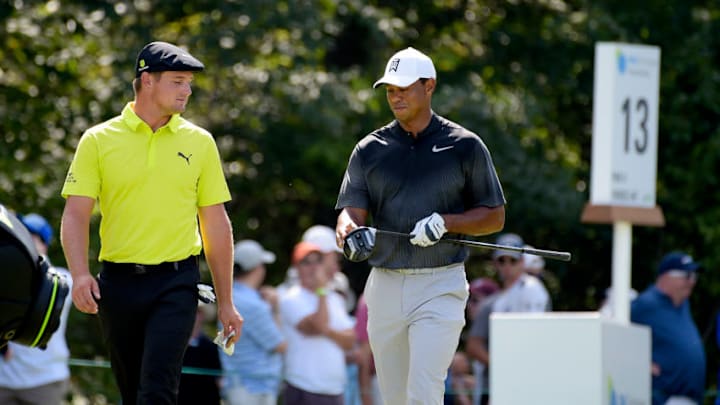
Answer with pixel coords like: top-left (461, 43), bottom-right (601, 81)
top-left (354, 122), bottom-right (395, 151)
top-left (81, 115), bottom-right (124, 139)
top-left (233, 287), bottom-right (264, 308)
top-left (630, 287), bottom-right (660, 317)
top-left (176, 117), bottom-right (215, 143)
top-left (279, 285), bottom-right (305, 305)
top-left (435, 115), bottom-right (482, 143)
top-left (521, 276), bottom-right (549, 306)
top-left (177, 116), bottom-right (212, 135)
top-left (634, 287), bottom-right (660, 305)
top-left (521, 274), bottom-right (548, 292)
top-left (434, 115), bottom-right (492, 160)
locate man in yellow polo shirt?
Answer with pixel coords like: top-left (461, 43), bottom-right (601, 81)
top-left (60, 41), bottom-right (243, 405)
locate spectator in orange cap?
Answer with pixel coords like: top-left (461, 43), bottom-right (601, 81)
top-left (279, 242), bottom-right (356, 405)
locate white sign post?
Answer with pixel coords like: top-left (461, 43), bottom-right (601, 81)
top-left (491, 42), bottom-right (661, 404)
top-left (583, 42), bottom-right (663, 324)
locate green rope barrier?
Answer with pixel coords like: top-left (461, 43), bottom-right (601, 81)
top-left (65, 359), bottom-right (720, 398)
top-left (69, 358), bottom-right (226, 377)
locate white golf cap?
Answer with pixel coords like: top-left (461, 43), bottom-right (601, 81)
top-left (302, 225), bottom-right (342, 253)
top-left (234, 239), bottom-right (276, 271)
top-left (373, 47), bottom-right (436, 88)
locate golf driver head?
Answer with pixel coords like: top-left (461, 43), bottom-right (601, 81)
top-left (343, 227), bottom-right (376, 262)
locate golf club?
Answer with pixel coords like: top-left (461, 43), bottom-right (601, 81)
top-left (372, 228), bottom-right (572, 262)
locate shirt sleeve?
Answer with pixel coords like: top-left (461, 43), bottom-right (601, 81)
top-left (61, 132), bottom-right (101, 199)
top-left (465, 137), bottom-right (505, 208)
top-left (469, 295), bottom-right (496, 338)
top-left (197, 136), bottom-right (231, 207)
top-left (522, 281), bottom-right (550, 312)
top-left (242, 300), bottom-right (285, 352)
top-left (329, 293), bottom-right (355, 330)
top-left (335, 144), bottom-right (370, 210)
top-left (630, 295), bottom-right (649, 324)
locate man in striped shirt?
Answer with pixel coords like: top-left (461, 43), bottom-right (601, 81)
top-left (221, 240), bottom-right (286, 405)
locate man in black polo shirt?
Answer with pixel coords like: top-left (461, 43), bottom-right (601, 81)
top-left (335, 47), bottom-right (506, 405)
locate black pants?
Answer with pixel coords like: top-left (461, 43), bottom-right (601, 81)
top-left (97, 258), bottom-right (199, 405)
top-left (283, 383), bottom-right (344, 405)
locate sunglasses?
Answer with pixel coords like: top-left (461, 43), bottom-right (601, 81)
top-left (665, 270), bottom-right (697, 281)
top-left (495, 256), bottom-right (518, 265)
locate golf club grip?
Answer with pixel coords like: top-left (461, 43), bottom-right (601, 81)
top-left (444, 238), bottom-right (572, 262)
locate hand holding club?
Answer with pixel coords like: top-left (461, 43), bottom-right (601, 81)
top-left (410, 213), bottom-right (447, 247)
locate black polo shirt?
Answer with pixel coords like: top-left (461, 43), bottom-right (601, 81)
top-left (336, 113), bottom-right (505, 269)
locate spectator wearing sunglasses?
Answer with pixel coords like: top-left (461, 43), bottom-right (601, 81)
top-left (631, 251), bottom-right (705, 405)
top-left (465, 233), bottom-right (549, 405)
top-left (491, 234), bottom-right (550, 313)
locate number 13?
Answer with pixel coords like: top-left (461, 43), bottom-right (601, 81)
top-left (621, 97), bottom-right (648, 154)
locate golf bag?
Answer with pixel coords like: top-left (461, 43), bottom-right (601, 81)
top-left (0, 203), bottom-right (69, 349)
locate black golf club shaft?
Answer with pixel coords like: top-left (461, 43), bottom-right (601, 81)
top-left (373, 228), bottom-right (572, 262)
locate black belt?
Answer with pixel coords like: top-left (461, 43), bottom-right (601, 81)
top-left (103, 256), bottom-right (198, 275)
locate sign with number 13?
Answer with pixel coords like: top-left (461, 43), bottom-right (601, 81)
top-left (590, 42), bottom-right (661, 208)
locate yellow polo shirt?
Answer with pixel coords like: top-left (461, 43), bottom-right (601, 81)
top-left (62, 102), bottom-right (231, 264)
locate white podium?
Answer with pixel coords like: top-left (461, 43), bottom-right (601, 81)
top-left (490, 312), bottom-right (651, 405)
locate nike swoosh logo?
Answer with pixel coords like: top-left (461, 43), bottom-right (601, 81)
top-left (432, 145), bottom-right (454, 152)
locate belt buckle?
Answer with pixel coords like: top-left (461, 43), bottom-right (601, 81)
top-left (133, 264), bottom-right (147, 274)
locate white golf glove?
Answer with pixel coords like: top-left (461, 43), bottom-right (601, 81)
top-left (410, 212), bottom-right (447, 247)
top-left (197, 283), bottom-right (216, 304)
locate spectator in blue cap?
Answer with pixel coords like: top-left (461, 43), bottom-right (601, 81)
top-left (0, 213), bottom-right (73, 405)
top-left (222, 239), bottom-right (286, 405)
top-left (631, 251), bottom-right (705, 405)
top-left (19, 213), bottom-right (53, 246)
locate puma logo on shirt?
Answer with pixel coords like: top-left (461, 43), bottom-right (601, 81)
top-left (178, 152), bottom-right (192, 165)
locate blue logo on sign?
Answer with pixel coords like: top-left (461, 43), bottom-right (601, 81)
top-left (607, 376), bottom-right (641, 405)
top-left (617, 50), bottom-right (627, 74)
top-left (610, 388), bottom-right (628, 405)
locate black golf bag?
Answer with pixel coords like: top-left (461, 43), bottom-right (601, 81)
top-left (0, 203), bottom-right (69, 349)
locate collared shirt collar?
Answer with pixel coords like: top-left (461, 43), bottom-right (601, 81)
top-left (391, 111), bottom-right (441, 140)
top-left (121, 102), bottom-right (181, 134)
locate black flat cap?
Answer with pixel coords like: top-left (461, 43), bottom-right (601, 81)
top-left (135, 41), bottom-right (205, 78)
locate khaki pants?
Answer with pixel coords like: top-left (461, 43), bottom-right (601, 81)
top-left (0, 379), bottom-right (69, 405)
top-left (223, 383), bottom-right (277, 405)
top-left (365, 264), bottom-right (468, 405)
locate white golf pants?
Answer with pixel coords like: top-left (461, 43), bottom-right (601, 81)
top-left (365, 264), bottom-right (468, 405)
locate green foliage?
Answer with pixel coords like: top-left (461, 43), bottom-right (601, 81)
top-left (3, 0), bottom-right (720, 401)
